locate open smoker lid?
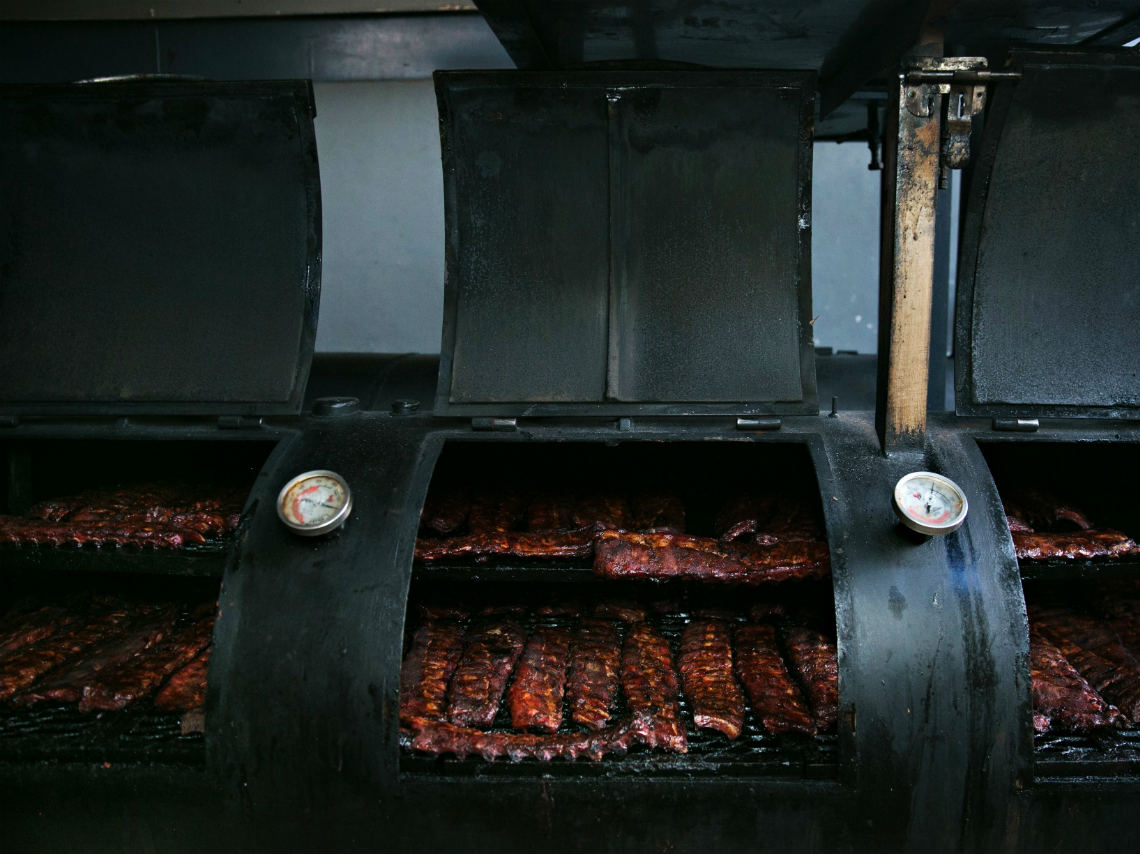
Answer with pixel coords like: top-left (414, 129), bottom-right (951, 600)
top-left (0, 78), bottom-right (321, 417)
top-left (434, 70), bottom-right (817, 418)
top-left (954, 50), bottom-right (1139, 420)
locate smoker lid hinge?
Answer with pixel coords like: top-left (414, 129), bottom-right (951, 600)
top-left (217, 415), bottom-right (264, 430)
top-left (992, 417), bottom-right (1039, 432)
top-left (903, 59), bottom-right (1021, 189)
top-left (471, 417), bottom-right (517, 432)
top-left (736, 417), bottom-right (782, 431)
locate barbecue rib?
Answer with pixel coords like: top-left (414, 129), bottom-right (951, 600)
top-left (735, 623), bottom-right (816, 735)
top-left (0, 605), bottom-right (79, 659)
top-left (0, 601), bottom-right (139, 701)
top-left (783, 626), bottom-right (839, 732)
top-left (1012, 530), bottom-right (1139, 561)
top-left (466, 493), bottom-right (525, 535)
top-left (399, 619), bottom-right (467, 723)
top-left (446, 619), bottom-right (526, 728)
top-left (414, 526), bottom-right (597, 562)
top-left (1002, 487), bottom-right (1094, 532)
top-left (1030, 631), bottom-right (1124, 732)
top-left (11, 606), bottom-right (178, 706)
top-left (677, 619), bottom-right (745, 739)
top-left (154, 648), bottom-right (211, 712)
top-left (592, 601), bottom-right (647, 623)
top-left (1030, 605), bottom-right (1140, 721)
top-left (594, 530), bottom-right (829, 585)
top-left (79, 607), bottom-right (214, 712)
top-left (567, 618), bottom-right (623, 730)
top-left (507, 626), bottom-right (573, 732)
top-left (621, 622), bottom-right (687, 752)
top-left (403, 716), bottom-right (637, 762)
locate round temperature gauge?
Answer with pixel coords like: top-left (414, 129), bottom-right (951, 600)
top-left (277, 470), bottom-right (352, 537)
top-left (893, 471), bottom-right (968, 536)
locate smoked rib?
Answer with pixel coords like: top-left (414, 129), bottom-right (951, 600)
top-left (446, 619), bottom-right (526, 728)
top-left (154, 648), bottom-right (211, 712)
top-left (621, 623), bottom-right (687, 753)
top-left (677, 619), bottom-right (745, 739)
top-left (404, 716), bottom-right (637, 762)
top-left (594, 530), bottom-right (829, 585)
top-left (567, 619), bottom-right (623, 730)
top-left (1012, 530), bottom-right (1139, 561)
top-left (734, 623), bottom-right (815, 735)
top-left (783, 626), bottom-right (839, 732)
top-left (12, 606), bottom-right (178, 706)
top-left (398, 619), bottom-right (466, 723)
top-left (414, 526), bottom-right (597, 562)
top-left (0, 602), bottom-right (139, 701)
top-left (0, 605), bottom-right (79, 659)
top-left (1030, 606), bottom-right (1140, 722)
top-left (1030, 631), bottom-right (1124, 732)
top-left (630, 491), bottom-right (686, 533)
top-left (420, 488), bottom-right (469, 535)
top-left (80, 608), bottom-right (214, 712)
top-left (507, 626), bottom-right (573, 732)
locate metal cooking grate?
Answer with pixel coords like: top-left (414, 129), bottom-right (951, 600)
top-left (399, 587), bottom-right (840, 778)
top-left (0, 702), bottom-right (203, 765)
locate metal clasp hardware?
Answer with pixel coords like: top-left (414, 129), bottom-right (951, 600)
top-left (992, 418), bottom-right (1039, 432)
top-left (217, 415), bottom-right (264, 430)
top-left (471, 417), bottom-right (517, 432)
top-left (903, 61), bottom-right (1020, 188)
top-left (735, 417), bottom-right (781, 431)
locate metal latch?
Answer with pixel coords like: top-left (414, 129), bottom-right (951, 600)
top-left (736, 417), bottom-right (781, 431)
top-left (992, 417), bottom-right (1039, 433)
top-left (904, 61), bottom-right (1020, 188)
top-left (471, 417), bottom-right (517, 432)
top-left (217, 415), bottom-right (264, 430)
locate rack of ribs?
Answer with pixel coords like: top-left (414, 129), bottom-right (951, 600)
top-left (398, 619), bottom-right (467, 723)
top-left (621, 622), bottom-right (687, 753)
top-left (507, 626), bottom-right (573, 732)
top-left (445, 619), bottom-right (526, 728)
top-left (734, 623), bottom-right (816, 735)
top-left (1030, 631), bottom-right (1125, 732)
top-left (783, 626), bottom-right (839, 732)
top-left (677, 619), bottom-right (745, 739)
top-left (594, 530), bottom-right (829, 585)
top-left (566, 618), bottom-right (623, 730)
top-left (1030, 605), bottom-right (1140, 721)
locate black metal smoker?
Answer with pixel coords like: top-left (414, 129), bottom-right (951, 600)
top-left (0, 38), bottom-right (1137, 854)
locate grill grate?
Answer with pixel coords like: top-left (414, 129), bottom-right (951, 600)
top-left (0, 702), bottom-right (203, 765)
top-left (400, 581), bottom-right (840, 777)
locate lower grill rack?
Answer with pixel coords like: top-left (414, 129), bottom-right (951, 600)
top-left (0, 702), bottom-right (203, 765)
top-left (399, 582), bottom-right (840, 777)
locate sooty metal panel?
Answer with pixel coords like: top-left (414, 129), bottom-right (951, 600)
top-left (435, 71), bottom-right (816, 417)
top-left (0, 79), bottom-right (321, 416)
top-left (955, 50), bottom-right (1139, 419)
top-left (438, 78), bottom-right (610, 405)
top-left (610, 84), bottom-right (811, 404)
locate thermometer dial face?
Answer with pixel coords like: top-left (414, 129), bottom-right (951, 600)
top-left (893, 472), bottom-right (968, 536)
top-left (277, 470), bottom-right (352, 537)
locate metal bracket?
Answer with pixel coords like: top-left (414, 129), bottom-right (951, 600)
top-left (903, 58), bottom-right (997, 188)
top-left (992, 417), bottom-right (1039, 433)
top-left (217, 415), bottom-right (264, 430)
top-left (471, 417), bottom-right (517, 432)
top-left (0, 415), bottom-right (18, 428)
top-left (735, 417), bottom-right (781, 431)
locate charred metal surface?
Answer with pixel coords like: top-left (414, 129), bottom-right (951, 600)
top-left (0, 79), bottom-right (321, 418)
top-left (954, 49), bottom-right (1140, 421)
top-left (434, 71), bottom-right (817, 418)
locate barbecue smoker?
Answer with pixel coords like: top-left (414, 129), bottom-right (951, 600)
top-left (0, 46), bottom-right (1137, 854)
